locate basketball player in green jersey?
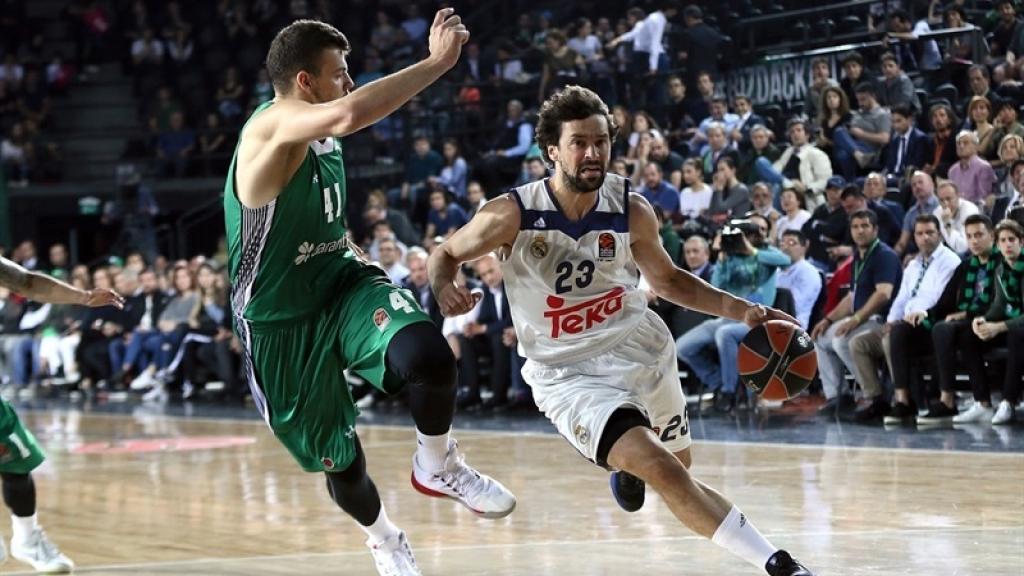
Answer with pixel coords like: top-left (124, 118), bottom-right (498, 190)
top-left (0, 255), bottom-right (123, 573)
top-left (223, 10), bottom-right (514, 575)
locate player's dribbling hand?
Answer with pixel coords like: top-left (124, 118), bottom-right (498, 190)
top-left (427, 8), bottom-right (470, 71)
top-left (85, 288), bottom-right (125, 309)
top-left (437, 284), bottom-right (482, 317)
top-left (742, 303), bottom-right (799, 329)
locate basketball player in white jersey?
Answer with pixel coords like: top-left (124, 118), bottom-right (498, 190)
top-left (428, 86), bottom-right (814, 576)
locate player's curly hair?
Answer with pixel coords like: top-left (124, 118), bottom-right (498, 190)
top-left (266, 20), bottom-right (350, 93)
top-left (535, 85), bottom-right (618, 167)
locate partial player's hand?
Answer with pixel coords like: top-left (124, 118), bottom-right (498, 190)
top-left (427, 8), bottom-right (470, 71)
top-left (437, 283), bottom-right (482, 317)
top-left (86, 288), bottom-right (125, 309)
top-left (742, 303), bottom-right (799, 329)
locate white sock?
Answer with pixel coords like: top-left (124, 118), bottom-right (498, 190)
top-left (711, 506), bottom-right (778, 570)
top-left (360, 506), bottom-right (401, 546)
top-left (11, 513), bottom-right (38, 542)
top-left (415, 428), bottom-right (450, 473)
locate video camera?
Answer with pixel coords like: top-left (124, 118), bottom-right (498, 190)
top-left (720, 219), bottom-right (764, 256)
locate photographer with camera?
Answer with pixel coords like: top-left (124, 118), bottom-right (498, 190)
top-left (676, 218), bottom-right (791, 411)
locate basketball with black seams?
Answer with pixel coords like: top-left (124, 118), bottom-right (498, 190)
top-left (738, 320), bottom-right (817, 401)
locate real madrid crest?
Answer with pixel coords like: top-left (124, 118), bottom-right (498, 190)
top-left (574, 424), bottom-right (590, 445)
top-left (530, 235), bottom-right (549, 259)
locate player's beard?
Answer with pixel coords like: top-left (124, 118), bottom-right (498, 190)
top-left (561, 160), bottom-right (607, 194)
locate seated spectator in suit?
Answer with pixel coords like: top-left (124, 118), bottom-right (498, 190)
top-left (658, 235), bottom-right (716, 340)
top-left (638, 161), bottom-right (680, 217)
top-left (802, 176), bottom-right (850, 271)
top-left (401, 248), bottom-right (442, 328)
top-left (883, 105), bottom-right (930, 184)
top-left (953, 219), bottom-right (1024, 425)
top-left (840, 186), bottom-right (902, 247)
top-left (948, 130), bottom-right (998, 208)
top-left (924, 103), bottom-right (960, 179)
top-left (366, 220), bottom-right (408, 263)
top-left (894, 171), bottom-right (940, 258)
top-left (810, 210), bottom-right (902, 416)
top-left (700, 122), bottom-right (736, 178)
top-left (738, 125), bottom-right (781, 185)
top-left (676, 221), bottom-right (790, 411)
top-left (778, 230), bottom-right (823, 329)
top-left (708, 156), bottom-right (750, 224)
top-left (691, 96), bottom-right (739, 157)
top-left (456, 255), bottom-right (514, 411)
top-left (863, 171), bottom-right (905, 224)
top-left (729, 93), bottom-right (765, 152)
top-left (848, 214), bottom-right (961, 422)
top-left (878, 52), bottom-right (918, 114)
top-left (934, 180), bottom-right (980, 253)
top-left (993, 159), bottom-right (1024, 223)
top-left (755, 118), bottom-right (833, 208)
top-left (376, 238), bottom-right (409, 284)
top-left (903, 215), bottom-right (996, 425)
top-left (831, 82), bottom-right (891, 180)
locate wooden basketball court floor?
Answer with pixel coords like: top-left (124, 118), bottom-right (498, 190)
top-left (2, 407), bottom-right (1021, 575)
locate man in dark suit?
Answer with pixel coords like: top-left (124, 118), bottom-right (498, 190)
top-left (730, 93), bottom-right (766, 153)
top-left (456, 254), bottom-right (515, 410)
top-left (110, 267), bottom-right (169, 384)
top-left (400, 248), bottom-right (443, 328)
top-left (993, 159), bottom-right (1024, 223)
top-left (883, 104), bottom-right (930, 185)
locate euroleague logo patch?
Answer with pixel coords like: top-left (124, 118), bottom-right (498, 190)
top-left (598, 232), bottom-right (616, 260)
top-left (373, 307), bottom-right (391, 331)
top-left (321, 457), bottom-right (335, 470)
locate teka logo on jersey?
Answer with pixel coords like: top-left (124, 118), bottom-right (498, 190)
top-left (543, 287), bottom-right (625, 338)
top-left (294, 238), bottom-right (347, 265)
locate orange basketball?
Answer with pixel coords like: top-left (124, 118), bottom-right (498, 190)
top-left (738, 320), bottom-right (818, 401)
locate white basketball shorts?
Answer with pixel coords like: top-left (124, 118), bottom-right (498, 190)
top-left (521, 309), bottom-right (691, 466)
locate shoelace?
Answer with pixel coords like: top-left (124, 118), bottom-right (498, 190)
top-left (435, 450), bottom-right (487, 502)
top-left (373, 535), bottom-right (418, 576)
top-left (23, 531), bottom-right (60, 562)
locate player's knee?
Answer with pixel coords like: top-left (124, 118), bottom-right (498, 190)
top-left (387, 322), bottom-right (456, 390)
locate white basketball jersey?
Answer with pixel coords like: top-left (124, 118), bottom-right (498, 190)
top-left (500, 174), bottom-right (647, 365)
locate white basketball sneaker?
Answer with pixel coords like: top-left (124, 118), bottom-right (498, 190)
top-left (368, 531), bottom-right (421, 576)
top-left (10, 528), bottom-right (74, 573)
top-left (411, 439), bottom-right (516, 519)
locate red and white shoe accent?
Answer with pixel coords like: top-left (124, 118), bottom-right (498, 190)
top-left (411, 439), bottom-right (516, 519)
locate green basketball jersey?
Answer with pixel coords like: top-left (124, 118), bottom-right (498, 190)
top-left (225, 101), bottom-right (359, 326)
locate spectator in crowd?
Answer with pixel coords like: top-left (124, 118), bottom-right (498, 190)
top-left (400, 4), bottom-right (428, 42)
top-left (774, 188), bottom-right (812, 245)
top-left (627, 111), bottom-right (663, 158)
top-left (480, 99), bottom-right (533, 190)
top-left (863, 171), bottom-right (905, 224)
top-left (131, 27), bottom-right (164, 69)
top-left (925, 103), bottom-right (960, 178)
top-left (934, 180), bottom-right (981, 253)
top-left (691, 96), bottom-right (738, 156)
top-left (811, 209), bottom-right (902, 416)
top-left (895, 171), bottom-right (940, 257)
top-left (609, 4), bottom-right (672, 107)
top-left (166, 28), bottom-right (194, 69)
top-left (156, 111), bottom-right (195, 177)
top-left (17, 70), bottom-right (52, 128)
top-left (757, 118), bottom-right (833, 208)
top-left (749, 182), bottom-right (781, 228)
top-left (885, 8), bottom-right (943, 81)
top-left (967, 96), bottom-right (996, 158)
top-left (678, 158), bottom-right (712, 220)
top-left (677, 5), bottom-right (723, 90)
top-left (805, 57), bottom-right (839, 122)
top-left (739, 125), bottom-right (781, 185)
top-left (0, 54), bottom-right (24, 88)
top-left (456, 254), bottom-right (514, 411)
top-left (429, 138), bottom-right (468, 201)
top-left (362, 190), bottom-right (419, 248)
top-left (676, 220), bottom-right (790, 411)
top-left (110, 267), bottom-right (166, 385)
top-left (389, 135), bottom-right (443, 212)
top-left (647, 134), bottom-right (685, 190)
top-left (884, 10), bottom-right (921, 71)
top-left (365, 220), bottom-right (407, 263)
top-left (954, 219), bottom-right (1024, 425)
top-left (708, 156), bottom-right (750, 223)
top-left (369, 10), bottom-right (397, 53)
top-left (638, 162), bottom-right (680, 217)
top-left (537, 30), bottom-right (582, 103)
top-left (963, 65), bottom-right (996, 113)
top-left (902, 214), bottom-right (997, 426)
top-left (700, 122), bottom-right (735, 178)
top-left (74, 268), bottom-right (122, 392)
top-left (401, 248), bottom-right (442, 328)
top-left (848, 214), bottom-right (960, 422)
top-left (948, 130), bottom-right (998, 208)
top-left (197, 112), bottom-right (228, 176)
top-left (989, 0), bottom-right (1020, 62)
top-left (47, 244), bottom-right (69, 278)
top-left (777, 230), bottom-right (823, 329)
top-left (883, 104), bottom-right (930, 183)
top-left (1, 122), bottom-right (29, 187)
top-left (45, 52), bottom-right (76, 94)
top-left (803, 176), bottom-right (850, 270)
top-left (840, 51), bottom-right (869, 106)
top-left (729, 94), bottom-right (765, 152)
top-left (663, 75), bottom-right (696, 153)
top-left (130, 264), bottom-right (197, 401)
top-left (466, 181), bottom-right (487, 219)
top-left (840, 186), bottom-right (902, 247)
top-left (988, 100), bottom-right (1024, 162)
top-left (833, 83), bottom-right (891, 180)
top-left (516, 156), bottom-right (549, 187)
top-left (423, 189), bottom-right (468, 244)
top-left (817, 86), bottom-right (853, 159)
top-left (993, 159), bottom-right (1024, 222)
top-left (215, 67), bottom-right (245, 123)
top-left (376, 238), bottom-right (409, 285)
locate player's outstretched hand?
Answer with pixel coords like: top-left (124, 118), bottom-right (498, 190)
top-left (427, 7), bottom-right (470, 71)
top-left (437, 284), bottom-right (482, 317)
top-left (86, 288), bottom-right (125, 309)
top-left (742, 303), bottom-right (799, 329)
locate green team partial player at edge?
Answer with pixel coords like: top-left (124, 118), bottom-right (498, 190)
top-left (223, 9), bottom-right (514, 576)
top-left (0, 255), bottom-right (124, 573)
